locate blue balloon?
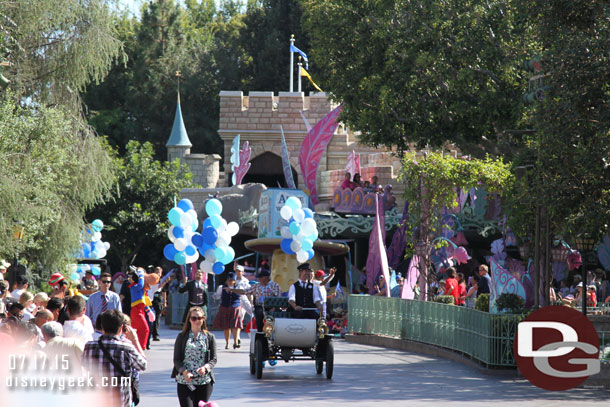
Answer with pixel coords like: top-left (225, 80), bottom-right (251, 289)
top-left (177, 198), bottom-right (195, 212)
top-left (303, 208), bottom-right (314, 219)
top-left (185, 245), bottom-right (197, 256)
top-left (202, 227), bottom-right (218, 246)
top-left (212, 261), bottom-right (225, 274)
top-left (91, 219), bottom-right (104, 232)
top-left (168, 207), bottom-right (183, 226)
top-left (173, 226), bottom-right (185, 239)
top-left (306, 249), bottom-right (315, 260)
top-left (301, 238), bottom-right (313, 251)
top-left (209, 214), bottom-right (222, 229)
top-left (163, 244), bottom-right (178, 261)
top-left (174, 251), bottom-right (187, 265)
top-left (285, 196), bottom-right (301, 210)
top-left (191, 233), bottom-right (203, 248)
top-left (281, 238), bottom-right (295, 255)
top-left (191, 217), bottom-right (199, 232)
top-left (223, 247), bottom-right (235, 264)
top-left (307, 230), bottom-right (319, 242)
top-left (205, 199), bottom-right (223, 217)
top-left (214, 246), bottom-right (227, 263)
top-left (71, 272), bottom-right (80, 281)
top-left (203, 218), bottom-right (213, 229)
top-left (289, 221), bottom-right (300, 235)
top-left (200, 243), bottom-right (213, 253)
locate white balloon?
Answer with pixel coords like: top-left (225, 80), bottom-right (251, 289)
top-left (187, 209), bottom-right (198, 221)
top-left (183, 230), bottom-right (193, 243)
top-left (93, 231), bottom-right (102, 242)
top-left (186, 252), bottom-right (200, 264)
top-left (280, 206), bottom-right (293, 221)
top-left (168, 226), bottom-right (177, 242)
top-left (293, 208), bottom-right (305, 223)
top-left (204, 249), bottom-right (216, 263)
top-left (301, 218), bottom-right (317, 236)
top-left (280, 226), bottom-right (292, 239)
top-left (174, 238), bottom-right (188, 251)
top-left (216, 234), bottom-right (230, 247)
top-left (219, 218), bottom-right (228, 232)
top-left (296, 250), bottom-right (309, 263)
top-left (226, 222), bottom-right (240, 236)
top-left (98, 249), bottom-right (107, 258)
top-left (290, 240), bottom-right (302, 253)
top-left (180, 212), bottom-right (194, 228)
top-left (200, 260), bottom-right (213, 274)
top-left (103, 241), bottom-right (110, 250)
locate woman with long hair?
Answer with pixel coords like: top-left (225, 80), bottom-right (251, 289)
top-left (172, 306), bottom-right (217, 407)
top-left (212, 272), bottom-right (243, 349)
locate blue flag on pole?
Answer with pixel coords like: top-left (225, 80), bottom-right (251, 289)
top-left (290, 44), bottom-right (309, 70)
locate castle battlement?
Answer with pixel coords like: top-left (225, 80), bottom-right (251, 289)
top-left (219, 91), bottom-right (337, 135)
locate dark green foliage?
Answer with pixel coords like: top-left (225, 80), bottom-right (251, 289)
top-left (495, 293), bottom-right (525, 314)
top-left (87, 141), bottom-right (197, 272)
top-left (432, 295), bottom-right (455, 305)
top-left (475, 294), bottom-right (490, 312)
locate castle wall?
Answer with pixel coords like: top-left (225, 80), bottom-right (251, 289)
top-left (218, 91), bottom-right (395, 196)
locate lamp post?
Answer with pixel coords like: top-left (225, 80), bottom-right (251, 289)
top-left (11, 220), bottom-right (25, 286)
top-left (573, 237), bottom-right (596, 316)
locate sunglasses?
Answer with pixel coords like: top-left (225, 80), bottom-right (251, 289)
top-left (190, 316), bottom-right (204, 321)
top-left (100, 280), bottom-right (112, 284)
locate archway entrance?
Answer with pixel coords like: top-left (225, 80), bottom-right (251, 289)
top-left (230, 152), bottom-right (298, 188)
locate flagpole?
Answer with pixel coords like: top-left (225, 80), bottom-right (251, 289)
top-left (289, 34), bottom-right (295, 92)
top-left (297, 56), bottom-right (302, 93)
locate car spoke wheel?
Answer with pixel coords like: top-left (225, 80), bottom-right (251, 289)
top-left (325, 340), bottom-right (334, 379)
top-left (255, 339), bottom-right (264, 379)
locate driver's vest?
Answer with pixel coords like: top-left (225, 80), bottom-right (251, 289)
top-left (294, 281), bottom-right (315, 308)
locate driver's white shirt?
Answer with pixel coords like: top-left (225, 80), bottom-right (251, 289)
top-left (288, 280), bottom-right (322, 304)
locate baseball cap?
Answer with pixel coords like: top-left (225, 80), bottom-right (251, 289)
top-left (226, 272), bottom-right (236, 280)
top-left (235, 265), bottom-right (244, 272)
top-left (0, 259), bottom-right (10, 270)
top-left (315, 270), bottom-right (325, 278)
top-left (256, 268), bottom-right (271, 277)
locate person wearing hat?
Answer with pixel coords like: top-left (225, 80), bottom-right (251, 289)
top-left (230, 267), bottom-right (281, 332)
top-left (80, 269), bottom-right (99, 295)
top-left (288, 263), bottom-right (323, 319)
top-left (0, 259), bottom-right (10, 281)
top-left (179, 269), bottom-right (208, 324)
top-left (313, 267), bottom-right (336, 318)
top-left (212, 272), bottom-right (243, 349)
top-left (49, 273), bottom-right (69, 300)
top-left (233, 263), bottom-right (252, 347)
top-left (11, 275), bottom-right (28, 300)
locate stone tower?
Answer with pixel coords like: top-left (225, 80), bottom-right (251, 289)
top-left (166, 93), bottom-right (192, 163)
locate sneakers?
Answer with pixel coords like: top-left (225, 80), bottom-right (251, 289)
top-left (153, 337), bottom-right (161, 341)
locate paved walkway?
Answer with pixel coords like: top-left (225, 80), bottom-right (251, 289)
top-left (140, 325), bottom-right (609, 406)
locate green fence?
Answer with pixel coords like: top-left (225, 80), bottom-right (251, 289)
top-left (348, 295), bottom-right (522, 367)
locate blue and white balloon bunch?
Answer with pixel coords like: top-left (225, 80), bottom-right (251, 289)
top-left (78, 219), bottom-right (110, 260)
top-left (163, 198), bottom-right (239, 275)
top-left (164, 199), bottom-right (201, 266)
top-left (198, 198), bottom-right (239, 275)
top-left (279, 197), bottom-right (318, 263)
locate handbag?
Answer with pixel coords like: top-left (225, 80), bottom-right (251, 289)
top-left (98, 338), bottom-right (140, 406)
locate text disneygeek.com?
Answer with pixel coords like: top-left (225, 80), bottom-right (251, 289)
top-left (5, 354), bottom-right (131, 392)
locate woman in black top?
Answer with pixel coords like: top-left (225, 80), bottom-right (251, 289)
top-left (172, 306), bottom-right (217, 407)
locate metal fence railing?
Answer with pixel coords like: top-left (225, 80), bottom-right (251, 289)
top-left (349, 295), bottom-right (610, 367)
top-left (348, 295), bottom-right (523, 367)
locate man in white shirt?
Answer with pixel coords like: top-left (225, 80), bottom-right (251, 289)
top-left (11, 275), bottom-right (28, 300)
top-left (63, 295), bottom-right (94, 346)
top-left (42, 321), bottom-right (84, 372)
top-left (288, 263), bottom-right (323, 319)
top-left (313, 267), bottom-right (336, 318)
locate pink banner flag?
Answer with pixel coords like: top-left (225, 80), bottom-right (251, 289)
top-left (234, 141), bottom-right (252, 185)
top-left (365, 194), bottom-right (390, 296)
top-left (299, 105), bottom-right (342, 204)
top-left (401, 255), bottom-right (420, 299)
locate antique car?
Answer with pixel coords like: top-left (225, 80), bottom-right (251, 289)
top-left (249, 296), bottom-right (334, 379)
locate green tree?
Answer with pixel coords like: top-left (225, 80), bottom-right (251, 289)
top-left (87, 141), bottom-right (197, 272)
top-left (302, 0), bottom-right (536, 155)
top-left (0, 92), bottom-right (115, 271)
top-left (0, 0), bottom-right (123, 275)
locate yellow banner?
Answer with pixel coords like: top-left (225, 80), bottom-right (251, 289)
top-left (300, 67), bottom-right (323, 92)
